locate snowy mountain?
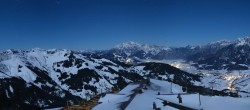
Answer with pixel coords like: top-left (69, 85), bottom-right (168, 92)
top-left (114, 41), bottom-right (170, 56)
top-left (190, 37), bottom-right (250, 70)
top-left (0, 49), bottom-right (143, 109)
top-left (85, 37), bottom-right (250, 70)
top-left (84, 41), bottom-right (197, 63)
top-left (110, 41), bottom-right (171, 61)
top-left (0, 49), bottom-right (208, 109)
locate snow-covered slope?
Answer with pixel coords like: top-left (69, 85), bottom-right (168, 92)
top-left (1, 48), bottom-right (206, 109)
top-left (0, 49), bottom-right (144, 109)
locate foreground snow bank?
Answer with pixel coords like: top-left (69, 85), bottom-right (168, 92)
top-left (94, 79), bottom-right (250, 110)
top-left (158, 93), bottom-right (250, 110)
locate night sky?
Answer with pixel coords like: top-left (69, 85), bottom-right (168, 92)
top-left (1, 0), bottom-right (250, 50)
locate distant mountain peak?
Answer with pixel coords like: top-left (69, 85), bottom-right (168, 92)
top-left (112, 41), bottom-right (172, 59)
top-left (237, 36), bottom-right (250, 40)
top-left (115, 41), bottom-right (171, 52)
top-left (208, 39), bottom-right (231, 46)
top-left (115, 41), bottom-right (142, 49)
top-left (205, 36), bottom-right (250, 47)
top-left (235, 36), bottom-right (250, 46)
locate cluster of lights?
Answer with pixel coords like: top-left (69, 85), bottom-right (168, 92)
top-left (224, 75), bottom-right (241, 81)
top-left (224, 74), bottom-right (242, 91)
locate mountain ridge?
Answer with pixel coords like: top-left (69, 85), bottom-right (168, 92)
top-left (0, 49), bottom-right (206, 109)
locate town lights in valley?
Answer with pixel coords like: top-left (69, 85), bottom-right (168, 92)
top-left (224, 74), bottom-right (242, 91)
